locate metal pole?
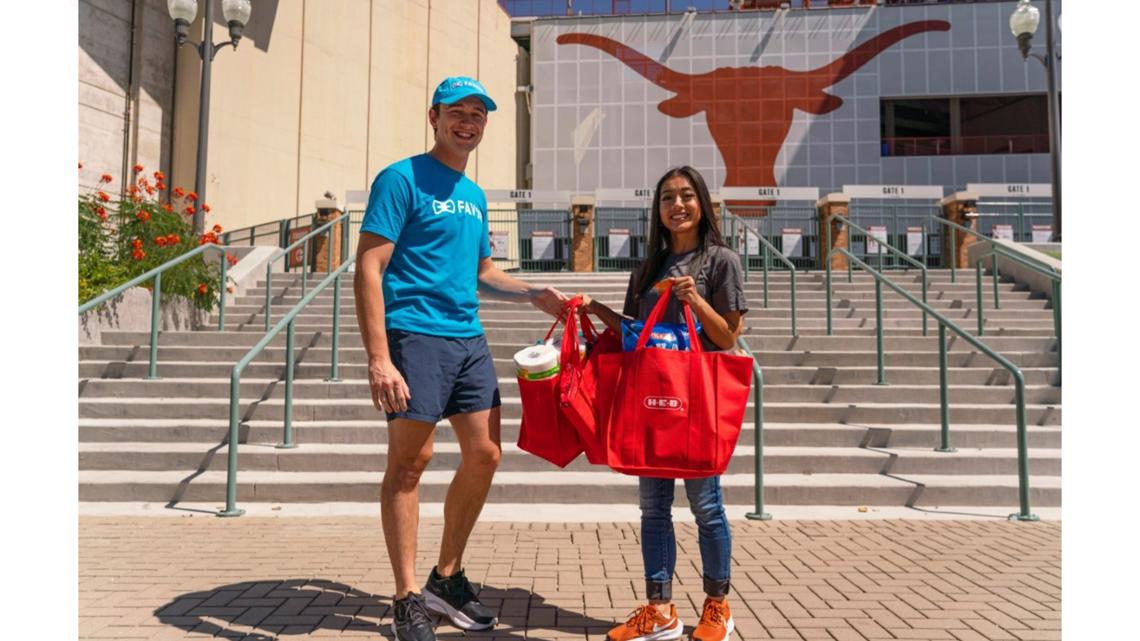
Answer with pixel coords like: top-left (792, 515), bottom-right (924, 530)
top-left (762, 242), bottom-right (769, 309)
top-left (192, 0), bottom-right (214, 236)
top-left (935, 322), bottom-right (956, 453)
top-left (949, 223), bottom-right (957, 283)
top-left (264, 266), bottom-right (273, 332)
top-left (1044, 0), bottom-right (1061, 242)
top-left (302, 239), bottom-right (310, 296)
top-left (328, 273), bottom-right (342, 382)
top-left (825, 218), bottom-right (833, 336)
top-left (1011, 371), bottom-right (1039, 521)
top-left (744, 362), bottom-right (771, 521)
top-left (976, 259), bottom-right (985, 336)
top-left (921, 270), bottom-right (928, 337)
top-left (875, 277), bottom-right (886, 385)
top-left (992, 254), bottom-right (1001, 310)
top-left (1052, 279), bottom-right (1062, 383)
top-left (218, 368), bottom-right (245, 517)
top-left (146, 272), bottom-right (162, 380)
top-left (327, 226), bottom-right (334, 272)
top-left (218, 251), bottom-right (227, 331)
top-left (278, 320), bottom-right (298, 449)
top-left (789, 271), bottom-right (797, 337)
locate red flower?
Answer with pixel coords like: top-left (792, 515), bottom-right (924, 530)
top-left (202, 203), bottom-right (211, 213)
top-left (167, 234), bottom-right (180, 245)
top-left (155, 236), bottom-right (168, 247)
top-left (184, 206), bottom-right (196, 216)
top-left (153, 170), bottom-right (165, 182)
top-left (226, 286), bottom-right (234, 294)
top-left (96, 206), bottom-right (107, 221)
top-left (100, 173), bottom-right (112, 183)
top-left (199, 232), bottom-right (219, 245)
top-left (128, 185), bottom-right (140, 195)
top-left (197, 284), bottom-right (208, 295)
top-left (226, 253), bottom-right (238, 266)
top-left (161, 203), bottom-right (174, 213)
top-left (212, 224), bottom-right (223, 234)
top-left (187, 192), bottom-right (198, 202)
top-left (154, 182), bottom-right (166, 191)
top-left (133, 164), bottom-right (144, 173)
top-left (173, 187), bottom-right (185, 198)
top-left (97, 191), bottom-right (110, 202)
top-left (132, 248), bottom-right (146, 261)
top-left (136, 210), bottom-right (151, 223)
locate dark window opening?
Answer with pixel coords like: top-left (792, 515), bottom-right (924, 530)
top-left (881, 94), bottom-right (1050, 157)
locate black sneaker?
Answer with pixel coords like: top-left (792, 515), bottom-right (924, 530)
top-left (391, 592), bottom-right (436, 641)
top-left (422, 567), bottom-right (498, 630)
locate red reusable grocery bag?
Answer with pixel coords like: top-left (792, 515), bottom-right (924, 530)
top-left (594, 282), bottom-right (754, 478)
top-left (559, 314), bottom-right (622, 465)
top-left (516, 297), bottom-right (587, 468)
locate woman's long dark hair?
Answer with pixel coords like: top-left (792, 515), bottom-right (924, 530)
top-left (631, 166), bottom-right (729, 302)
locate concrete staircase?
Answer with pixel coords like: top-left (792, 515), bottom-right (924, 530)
top-left (78, 269), bottom-right (1061, 511)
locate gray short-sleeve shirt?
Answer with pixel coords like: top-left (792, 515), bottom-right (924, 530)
top-left (621, 245), bottom-right (749, 351)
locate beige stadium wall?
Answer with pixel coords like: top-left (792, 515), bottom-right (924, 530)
top-left (170, 0), bottom-right (519, 233)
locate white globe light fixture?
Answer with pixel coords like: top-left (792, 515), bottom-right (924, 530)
top-left (1009, 0), bottom-right (1041, 58)
top-left (221, 0), bottom-right (252, 48)
top-left (167, 0), bottom-right (198, 46)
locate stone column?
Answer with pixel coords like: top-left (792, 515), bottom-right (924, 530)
top-left (817, 193), bottom-right (851, 270)
top-left (312, 196), bottom-right (342, 272)
top-left (939, 191), bottom-right (979, 269)
top-left (570, 195), bottom-right (595, 272)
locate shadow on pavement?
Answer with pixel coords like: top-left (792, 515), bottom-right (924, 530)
top-left (154, 578), bottom-right (616, 639)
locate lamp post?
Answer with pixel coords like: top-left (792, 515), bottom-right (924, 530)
top-left (1010, 0), bottom-right (1061, 242)
top-left (167, 0), bottom-right (252, 235)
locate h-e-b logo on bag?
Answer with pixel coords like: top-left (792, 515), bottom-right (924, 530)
top-left (644, 396), bottom-right (683, 411)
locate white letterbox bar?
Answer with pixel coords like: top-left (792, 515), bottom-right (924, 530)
top-left (843, 185), bottom-right (944, 200)
top-left (966, 183), bottom-right (1052, 198)
top-left (720, 186), bottom-right (820, 201)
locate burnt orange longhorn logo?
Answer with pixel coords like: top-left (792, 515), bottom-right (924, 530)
top-left (557, 21), bottom-right (950, 201)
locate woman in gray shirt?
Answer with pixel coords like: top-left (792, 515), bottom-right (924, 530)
top-left (583, 166), bottom-right (748, 641)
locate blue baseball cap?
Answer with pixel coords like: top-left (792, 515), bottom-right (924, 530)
top-left (431, 76), bottom-right (497, 112)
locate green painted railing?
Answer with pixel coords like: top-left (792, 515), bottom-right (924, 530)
top-left (220, 257), bottom-right (356, 517)
top-left (736, 337), bottom-right (771, 521)
top-left (721, 211), bottom-right (798, 336)
top-left (825, 247), bottom-right (1038, 521)
top-left (78, 243), bottom-right (231, 379)
top-left (826, 215), bottom-right (929, 338)
top-left (263, 211), bottom-right (352, 331)
top-left (932, 216), bottom-right (1059, 284)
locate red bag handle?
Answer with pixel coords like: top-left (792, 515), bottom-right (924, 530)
top-left (541, 295), bottom-right (584, 343)
top-left (634, 280), bottom-right (704, 354)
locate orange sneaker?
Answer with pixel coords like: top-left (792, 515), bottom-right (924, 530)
top-left (691, 597), bottom-right (734, 641)
top-left (606, 603), bottom-right (683, 641)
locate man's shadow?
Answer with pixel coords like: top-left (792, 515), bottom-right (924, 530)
top-left (154, 578), bottom-right (617, 639)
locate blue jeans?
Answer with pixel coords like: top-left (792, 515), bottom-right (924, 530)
top-left (639, 475), bottom-right (732, 601)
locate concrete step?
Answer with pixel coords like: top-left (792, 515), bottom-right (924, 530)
top-left (79, 346), bottom-right (1060, 369)
top-left (79, 378), bottom-right (1064, 405)
top-left (76, 469), bottom-right (1062, 507)
top-left (78, 360), bottom-right (1062, 385)
top-left (77, 396), bottom-right (1062, 425)
top-left (77, 418), bottom-right (1063, 449)
top-left (77, 442), bottom-right (1062, 476)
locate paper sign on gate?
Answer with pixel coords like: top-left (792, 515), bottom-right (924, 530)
top-left (744, 228), bottom-right (760, 256)
top-left (866, 225), bottom-right (888, 254)
top-left (609, 228), bottom-right (631, 258)
top-left (1031, 225), bottom-right (1053, 243)
top-left (490, 230), bottom-right (510, 260)
top-left (531, 230), bottom-right (555, 260)
top-left (906, 226), bottom-right (924, 256)
top-left (992, 224), bottom-right (1015, 241)
top-left (781, 228), bottom-right (803, 258)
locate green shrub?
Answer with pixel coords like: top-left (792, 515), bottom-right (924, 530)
top-left (78, 166), bottom-right (235, 310)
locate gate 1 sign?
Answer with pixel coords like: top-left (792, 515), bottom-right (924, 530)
top-left (866, 225), bottom-right (889, 254)
top-left (609, 228), bottom-right (631, 258)
top-left (1031, 225), bottom-right (1053, 243)
top-left (491, 230), bottom-right (510, 260)
top-left (781, 228), bottom-right (802, 257)
top-left (532, 230), bottom-right (555, 260)
top-left (906, 226), bottom-right (923, 256)
top-left (992, 224), bottom-right (1015, 241)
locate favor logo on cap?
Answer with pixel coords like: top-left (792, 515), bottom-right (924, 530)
top-left (432, 76), bottom-right (498, 112)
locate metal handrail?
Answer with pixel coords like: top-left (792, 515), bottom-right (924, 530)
top-left (78, 243), bottom-right (231, 379)
top-left (827, 247), bottom-right (1038, 521)
top-left (263, 211), bottom-right (351, 331)
top-left (933, 216), bottom-right (1059, 284)
top-left (721, 210), bottom-right (798, 336)
top-left (736, 337), bottom-right (771, 521)
top-left (827, 215), bottom-right (929, 337)
top-left (220, 257), bottom-right (356, 517)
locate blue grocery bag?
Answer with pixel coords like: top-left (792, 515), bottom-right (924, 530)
top-left (620, 319), bottom-right (702, 352)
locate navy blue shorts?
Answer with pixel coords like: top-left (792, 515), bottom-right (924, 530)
top-left (386, 329), bottom-right (502, 424)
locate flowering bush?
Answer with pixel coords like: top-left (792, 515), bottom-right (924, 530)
top-left (78, 165), bottom-right (234, 310)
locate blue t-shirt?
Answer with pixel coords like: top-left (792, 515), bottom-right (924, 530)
top-left (360, 154), bottom-right (491, 338)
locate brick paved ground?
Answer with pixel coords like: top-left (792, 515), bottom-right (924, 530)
top-left (79, 517), bottom-right (1060, 641)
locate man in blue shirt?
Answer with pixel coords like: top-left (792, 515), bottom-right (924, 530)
top-left (354, 77), bottom-right (565, 641)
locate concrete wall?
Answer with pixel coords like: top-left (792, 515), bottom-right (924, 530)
top-left (78, 0), bottom-right (177, 195)
top-left (81, 0), bottom-right (520, 232)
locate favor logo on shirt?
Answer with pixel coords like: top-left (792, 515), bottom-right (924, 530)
top-left (432, 199), bottom-right (484, 221)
